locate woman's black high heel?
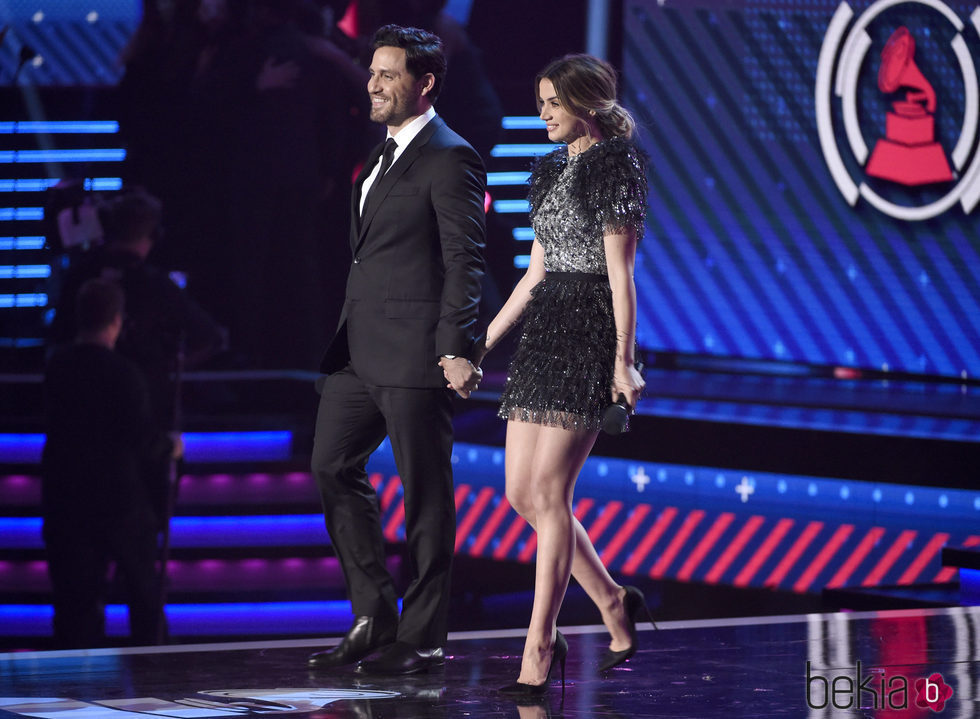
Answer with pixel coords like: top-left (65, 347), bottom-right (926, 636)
top-left (499, 630), bottom-right (568, 698)
top-left (597, 586), bottom-right (657, 673)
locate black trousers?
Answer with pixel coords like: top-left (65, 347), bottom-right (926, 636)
top-left (43, 512), bottom-right (162, 648)
top-left (312, 365), bottom-right (456, 647)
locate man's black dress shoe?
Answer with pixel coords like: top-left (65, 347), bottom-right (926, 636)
top-left (308, 615), bottom-right (397, 669)
top-left (356, 641), bottom-right (445, 675)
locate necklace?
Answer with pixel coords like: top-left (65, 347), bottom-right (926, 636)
top-left (567, 136), bottom-right (599, 156)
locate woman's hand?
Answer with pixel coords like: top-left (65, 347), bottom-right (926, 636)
top-left (612, 363), bottom-right (645, 410)
top-left (469, 333), bottom-right (489, 370)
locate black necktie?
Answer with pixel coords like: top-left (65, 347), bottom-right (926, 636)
top-left (363, 138), bottom-right (397, 214)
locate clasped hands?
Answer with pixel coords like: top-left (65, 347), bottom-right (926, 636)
top-left (438, 356), bottom-right (482, 399)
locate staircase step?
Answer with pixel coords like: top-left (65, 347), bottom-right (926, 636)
top-left (1, 471), bottom-right (328, 513)
top-left (0, 556), bottom-right (404, 601)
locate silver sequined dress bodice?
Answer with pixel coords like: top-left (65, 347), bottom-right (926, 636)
top-left (499, 138), bottom-right (649, 431)
top-left (531, 153), bottom-right (608, 274)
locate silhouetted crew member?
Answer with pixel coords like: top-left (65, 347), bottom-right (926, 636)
top-left (50, 189), bottom-right (224, 432)
top-left (42, 279), bottom-right (173, 648)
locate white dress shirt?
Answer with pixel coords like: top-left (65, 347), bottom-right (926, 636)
top-left (359, 105), bottom-right (438, 216)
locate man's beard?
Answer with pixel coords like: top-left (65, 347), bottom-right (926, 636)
top-left (370, 93), bottom-right (417, 126)
top-left (369, 94), bottom-right (399, 124)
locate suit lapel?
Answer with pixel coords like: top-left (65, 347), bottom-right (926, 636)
top-left (354, 117), bottom-right (444, 253)
top-left (350, 142), bottom-right (386, 249)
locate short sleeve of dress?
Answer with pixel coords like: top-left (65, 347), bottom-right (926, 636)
top-left (583, 137), bottom-right (649, 240)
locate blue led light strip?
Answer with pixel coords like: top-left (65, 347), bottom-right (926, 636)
top-left (0, 265), bottom-right (51, 279)
top-left (0, 338), bottom-right (43, 348)
top-left (0, 518), bottom-right (43, 549)
top-left (0, 149), bottom-right (126, 164)
top-left (0, 514), bottom-right (328, 550)
top-left (181, 430), bottom-right (293, 462)
top-left (87, 177), bottom-right (124, 191)
top-left (501, 116), bottom-right (546, 130)
top-left (0, 236), bottom-right (46, 250)
top-left (961, 569), bottom-right (980, 604)
top-left (0, 601), bottom-right (360, 638)
top-left (493, 200), bottom-right (530, 214)
top-left (0, 121), bottom-right (119, 134)
top-left (0, 293), bottom-right (47, 308)
top-left (490, 144), bottom-right (557, 158)
top-left (514, 255), bottom-right (531, 269)
top-left (167, 515), bottom-right (328, 548)
top-left (0, 177), bottom-right (122, 192)
top-left (512, 227), bottom-right (534, 241)
top-left (0, 207), bottom-right (44, 221)
top-left (487, 171), bottom-right (531, 186)
top-left (0, 430), bottom-right (293, 464)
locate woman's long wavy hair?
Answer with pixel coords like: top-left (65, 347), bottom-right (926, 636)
top-left (535, 54), bottom-right (636, 141)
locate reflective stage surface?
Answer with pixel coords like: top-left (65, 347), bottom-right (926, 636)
top-left (1, 607), bottom-right (977, 718)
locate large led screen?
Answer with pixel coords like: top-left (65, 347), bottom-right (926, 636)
top-left (623, 0), bottom-right (980, 379)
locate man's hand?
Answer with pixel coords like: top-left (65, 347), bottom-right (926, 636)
top-left (169, 433), bottom-right (185, 461)
top-left (438, 356), bottom-right (482, 399)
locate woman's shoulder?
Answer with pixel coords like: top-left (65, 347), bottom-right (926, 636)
top-left (583, 136), bottom-right (648, 174)
top-left (529, 146), bottom-right (567, 183)
top-left (577, 136), bottom-right (649, 236)
top-left (574, 137), bottom-right (648, 198)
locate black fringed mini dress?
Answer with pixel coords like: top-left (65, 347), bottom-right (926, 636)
top-left (497, 136), bottom-right (649, 431)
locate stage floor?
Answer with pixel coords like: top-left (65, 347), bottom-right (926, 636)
top-left (1, 607), bottom-right (977, 718)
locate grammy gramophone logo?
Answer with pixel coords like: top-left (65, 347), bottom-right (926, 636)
top-left (865, 26), bottom-right (953, 185)
top-left (816, 0), bottom-right (980, 221)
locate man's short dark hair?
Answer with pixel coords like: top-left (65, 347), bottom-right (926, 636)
top-left (372, 24), bottom-right (447, 102)
top-left (76, 278), bottom-right (124, 334)
top-left (100, 189), bottom-right (163, 246)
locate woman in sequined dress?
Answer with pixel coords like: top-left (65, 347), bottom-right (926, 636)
top-left (467, 54), bottom-right (652, 692)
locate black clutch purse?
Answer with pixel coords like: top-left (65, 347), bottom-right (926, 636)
top-left (601, 362), bottom-right (644, 436)
top-left (601, 394), bottom-right (632, 435)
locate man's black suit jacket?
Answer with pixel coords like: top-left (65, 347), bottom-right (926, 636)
top-left (320, 116), bottom-right (486, 388)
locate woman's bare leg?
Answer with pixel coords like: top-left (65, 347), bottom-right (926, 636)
top-left (505, 422), bottom-right (633, 659)
top-left (505, 420), bottom-right (604, 683)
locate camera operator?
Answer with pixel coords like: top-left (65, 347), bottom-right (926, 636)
top-left (48, 189), bottom-right (226, 435)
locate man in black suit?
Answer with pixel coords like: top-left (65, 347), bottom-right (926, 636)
top-left (307, 24), bottom-right (486, 675)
